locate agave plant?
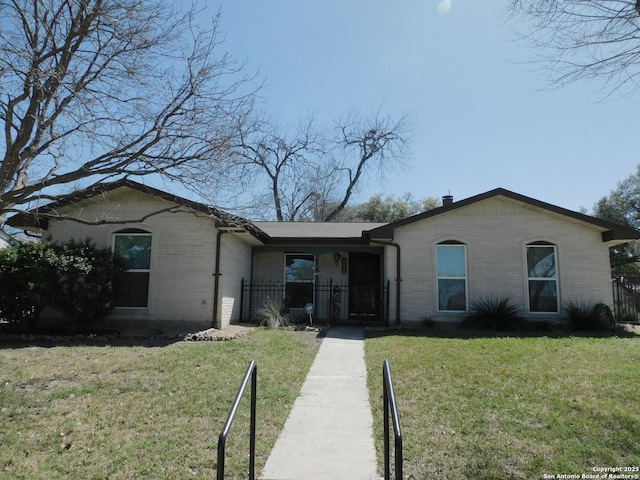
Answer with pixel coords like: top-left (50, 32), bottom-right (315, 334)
top-left (464, 296), bottom-right (525, 331)
top-left (563, 301), bottom-right (615, 332)
top-left (252, 297), bottom-right (294, 329)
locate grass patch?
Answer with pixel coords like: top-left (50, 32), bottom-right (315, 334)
top-left (0, 329), bottom-right (320, 479)
top-left (365, 330), bottom-right (640, 479)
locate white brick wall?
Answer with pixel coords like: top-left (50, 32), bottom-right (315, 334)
top-left (47, 188), bottom-right (613, 330)
top-left (253, 251), bottom-right (284, 283)
top-left (218, 233), bottom-right (252, 328)
top-left (45, 187), bottom-right (250, 331)
top-left (387, 197), bottom-right (614, 326)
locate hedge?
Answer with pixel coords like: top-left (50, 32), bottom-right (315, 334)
top-left (0, 239), bottom-right (128, 329)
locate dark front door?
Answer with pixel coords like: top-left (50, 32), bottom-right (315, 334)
top-left (349, 252), bottom-right (381, 319)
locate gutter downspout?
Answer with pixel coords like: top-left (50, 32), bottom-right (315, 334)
top-left (365, 235), bottom-right (401, 326)
top-left (213, 230), bottom-right (227, 329)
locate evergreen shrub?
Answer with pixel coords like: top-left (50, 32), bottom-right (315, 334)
top-left (0, 239), bottom-right (127, 330)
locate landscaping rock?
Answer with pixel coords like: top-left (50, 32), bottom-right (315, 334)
top-left (183, 324), bottom-right (254, 341)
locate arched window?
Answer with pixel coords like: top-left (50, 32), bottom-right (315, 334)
top-left (113, 229), bottom-right (152, 308)
top-left (526, 242), bottom-right (558, 313)
top-left (437, 241), bottom-right (467, 311)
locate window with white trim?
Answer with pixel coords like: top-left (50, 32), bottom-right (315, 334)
top-left (526, 242), bottom-right (558, 313)
top-left (113, 231), bottom-right (152, 308)
top-left (437, 242), bottom-right (467, 311)
top-left (284, 254), bottom-right (315, 308)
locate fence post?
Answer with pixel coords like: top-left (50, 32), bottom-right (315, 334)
top-left (328, 278), bottom-right (333, 322)
top-left (240, 278), bottom-right (245, 322)
top-left (385, 280), bottom-right (391, 327)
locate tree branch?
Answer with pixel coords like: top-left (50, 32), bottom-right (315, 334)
top-left (0, 0), bottom-right (258, 218)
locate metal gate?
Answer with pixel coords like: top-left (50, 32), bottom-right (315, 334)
top-left (612, 273), bottom-right (640, 323)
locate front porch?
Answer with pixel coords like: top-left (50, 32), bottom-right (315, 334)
top-left (240, 279), bottom-right (390, 326)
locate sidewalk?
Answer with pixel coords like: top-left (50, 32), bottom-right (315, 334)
top-left (260, 327), bottom-right (381, 480)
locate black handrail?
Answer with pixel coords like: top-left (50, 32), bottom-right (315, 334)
top-left (383, 359), bottom-right (403, 480)
top-left (217, 360), bottom-right (257, 480)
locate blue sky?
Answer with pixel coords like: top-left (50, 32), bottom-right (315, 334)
top-left (198, 0), bottom-right (639, 213)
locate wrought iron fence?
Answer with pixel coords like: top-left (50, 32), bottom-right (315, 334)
top-left (240, 278), bottom-right (389, 326)
top-left (612, 273), bottom-right (640, 323)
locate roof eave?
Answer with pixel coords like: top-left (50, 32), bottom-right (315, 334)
top-left (6, 213), bottom-right (48, 231)
top-left (602, 228), bottom-right (640, 245)
top-left (366, 188), bottom-right (640, 244)
top-left (263, 236), bottom-right (369, 246)
top-left (5, 179), bottom-right (268, 243)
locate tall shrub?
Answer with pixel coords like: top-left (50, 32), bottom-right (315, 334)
top-left (0, 239), bottom-right (127, 330)
top-left (0, 242), bottom-right (53, 326)
top-left (47, 239), bottom-right (128, 328)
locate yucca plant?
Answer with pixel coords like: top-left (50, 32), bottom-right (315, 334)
top-left (464, 296), bottom-right (525, 331)
top-left (252, 297), bottom-right (294, 329)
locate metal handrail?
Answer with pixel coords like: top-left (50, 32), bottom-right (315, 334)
top-left (217, 360), bottom-right (257, 480)
top-left (383, 359), bottom-right (403, 480)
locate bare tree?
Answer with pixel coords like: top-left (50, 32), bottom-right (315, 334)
top-left (322, 111), bottom-right (410, 222)
top-left (223, 115), bottom-right (325, 221)
top-left (510, 0), bottom-right (640, 95)
top-left (223, 110), bottom-right (411, 221)
top-left (0, 0), bottom-right (256, 221)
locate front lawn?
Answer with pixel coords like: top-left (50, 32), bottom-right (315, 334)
top-left (365, 330), bottom-right (640, 480)
top-left (0, 329), bottom-right (320, 479)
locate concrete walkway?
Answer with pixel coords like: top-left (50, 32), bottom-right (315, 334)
top-left (261, 327), bottom-right (381, 480)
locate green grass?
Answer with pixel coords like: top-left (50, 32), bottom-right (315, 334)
top-left (0, 329), bottom-right (319, 479)
top-left (365, 330), bottom-right (640, 480)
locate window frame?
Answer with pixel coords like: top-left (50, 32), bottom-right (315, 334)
top-left (525, 242), bottom-right (560, 314)
top-left (113, 231), bottom-right (152, 309)
top-left (436, 242), bottom-right (468, 312)
top-left (283, 253), bottom-right (316, 309)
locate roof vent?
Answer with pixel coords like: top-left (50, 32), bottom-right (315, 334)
top-left (442, 194), bottom-right (454, 206)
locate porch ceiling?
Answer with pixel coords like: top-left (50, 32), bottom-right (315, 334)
top-left (253, 222), bottom-right (387, 243)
